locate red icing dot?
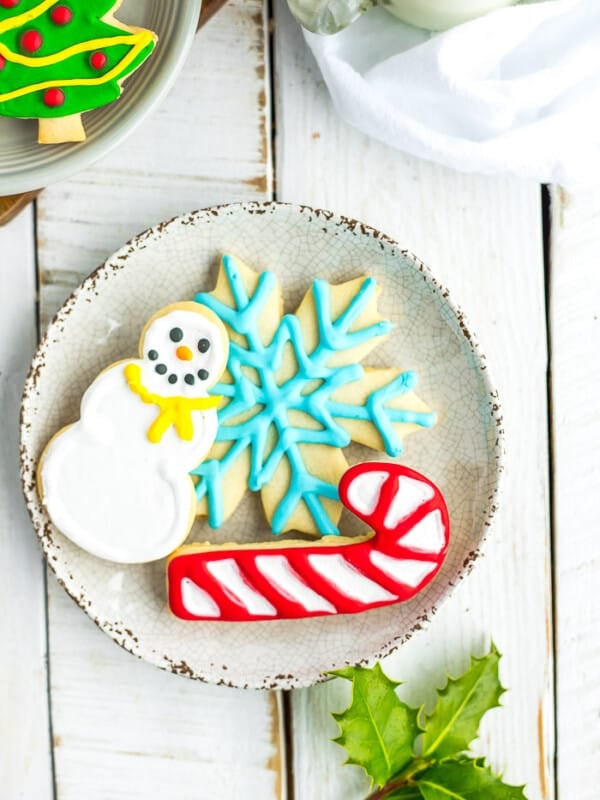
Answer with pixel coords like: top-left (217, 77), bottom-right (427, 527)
top-left (0, 0), bottom-right (21, 8)
top-left (20, 29), bottom-right (43, 53)
top-left (50, 5), bottom-right (72, 25)
top-left (0, 54), bottom-right (5, 70)
top-left (43, 88), bottom-right (65, 108)
top-left (89, 51), bottom-right (107, 71)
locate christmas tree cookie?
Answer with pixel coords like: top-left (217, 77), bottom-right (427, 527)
top-left (0, 1), bottom-right (157, 143)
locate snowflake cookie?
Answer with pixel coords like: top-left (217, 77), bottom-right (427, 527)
top-left (191, 255), bottom-right (435, 537)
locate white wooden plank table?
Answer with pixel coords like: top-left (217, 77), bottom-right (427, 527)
top-left (0, 2), bottom-right (598, 798)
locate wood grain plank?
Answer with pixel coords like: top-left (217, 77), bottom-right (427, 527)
top-left (550, 186), bottom-right (600, 797)
top-left (273, 3), bottom-right (553, 797)
top-left (48, 581), bottom-right (282, 800)
top-left (37, 0), bottom-right (272, 328)
top-left (36, 3), bottom-right (283, 797)
top-left (0, 192), bottom-right (40, 226)
top-left (0, 207), bottom-right (54, 800)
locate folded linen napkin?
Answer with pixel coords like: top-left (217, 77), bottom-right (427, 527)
top-left (304, 0), bottom-right (600, 185)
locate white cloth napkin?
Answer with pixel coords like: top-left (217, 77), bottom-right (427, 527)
top-left (304, 0), bottom-right (600, 185)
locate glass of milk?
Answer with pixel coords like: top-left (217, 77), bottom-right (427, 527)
top-left (288, 0), bottom-right (519, 33)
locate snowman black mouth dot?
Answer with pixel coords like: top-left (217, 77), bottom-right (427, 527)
top-left (198, 369), bottom-right (209, 381)
top-left (168, 374), bottom-right (178, 384)
top-left (169, 327), bottom-right (183, 343)
top-left (184, 374), bottom-right (195, 386)
top-left (155, 364), bottom-right (167, 375)
top-left (198, 338), bottom-right (210, 353)
top-left (148, 350), bottom-right (158, 361)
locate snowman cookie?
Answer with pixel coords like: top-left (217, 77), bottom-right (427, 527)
top-left (37, 302), bottom-right (229, 564)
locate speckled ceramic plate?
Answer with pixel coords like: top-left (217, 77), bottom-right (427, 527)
top-left (0, 0), bottom-right (201, 195)
top-left (21, 202), bottom-right (502, 689)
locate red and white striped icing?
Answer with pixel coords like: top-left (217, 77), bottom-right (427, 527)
top-left (167, 463), bottom-right (450, 621)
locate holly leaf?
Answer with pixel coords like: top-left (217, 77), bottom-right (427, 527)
top-left (330, 663), bottom-right (419, 788)
top-left (421, 644), bottom-right (505, 759)
top-left (384, 788), bottom-right (424, 799)
top-left (416, 757), bottom-right (527, 799)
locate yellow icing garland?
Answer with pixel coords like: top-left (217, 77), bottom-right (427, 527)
top-left (124, 363), bottom-right (223, 445)
top-left (0, 33), bottom-right (152, 68)
top-left (0, 1), bottom-right (156, 104)
top-left (0, 0), bottom-right (57, 35)
top-left (0, 33), bottom-right (153, 103)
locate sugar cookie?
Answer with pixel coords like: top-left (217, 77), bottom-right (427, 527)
top-left (192, 254), bottom-right (436, 536)
top-left (37, 302), bottom-right (229, 563)
top-left (168, 462), bottom-right (450, 621)
top-left (0, 1), bottom-right (157, 144)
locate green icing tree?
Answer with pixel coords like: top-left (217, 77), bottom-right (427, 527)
top-left (0, 0), bottom-right (156, 142)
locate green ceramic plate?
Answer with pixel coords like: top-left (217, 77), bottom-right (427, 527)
top-left (0, 0), bottom-right (202, 195)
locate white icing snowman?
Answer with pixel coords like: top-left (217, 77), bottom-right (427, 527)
top-left (38, 302), bottom-right (229, 564)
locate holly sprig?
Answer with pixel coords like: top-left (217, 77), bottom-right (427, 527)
top-left (330, 645), bottom-right (526, 799)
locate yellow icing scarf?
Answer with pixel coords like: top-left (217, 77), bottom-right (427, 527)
top-left (124, 363), bottom-right (222, 444)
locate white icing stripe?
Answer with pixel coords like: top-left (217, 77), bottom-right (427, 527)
top-left (181, 577), bottom-right (221, 618)
top-left (206, 558), bottom-right (277, 616)
top-left (345, 470), bottom-right (388, 515)
top-left (370, 552), bottom-right (438, 588)
top-left (384, 477), bottom-right (435, 529)
top-left (397, 510), bottom-right (446, 555)
top-left (307, 553), bottom-right (396, 604)
top-left (255, 555), bottom-right (336, 613)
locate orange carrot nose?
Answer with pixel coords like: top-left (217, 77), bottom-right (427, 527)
top-left (176, 345), bottom-right (193, 361)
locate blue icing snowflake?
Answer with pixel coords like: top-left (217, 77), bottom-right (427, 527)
top-left (191, 255), bottom-right (435, 536)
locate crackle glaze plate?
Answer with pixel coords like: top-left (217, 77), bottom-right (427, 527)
top-left (21, 202), bottom-right (502, 689)
top-left (0, 0), bottom-right (201, 195)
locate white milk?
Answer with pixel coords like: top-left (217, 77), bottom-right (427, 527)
top-left (287, 0), bottom-right (519, 33)
top-left (382, 0), bottom-right (518, 30)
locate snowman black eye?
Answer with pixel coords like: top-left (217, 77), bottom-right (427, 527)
top-left (155, 364), bottom-right (167, 375)
top-left (169, 328), bottom-right (183, 343)
top-left (148, 350), bottom-right (158, 361)
top-left (184, 374), bottom-right (195, 386)
top-left (198, 369), bottom-right (209, 381)
top-left (198, 338), bottom-right (210, 353)
top-left (168, 374), bottom-right (178, 384)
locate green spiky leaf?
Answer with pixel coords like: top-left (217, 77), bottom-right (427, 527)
top-left (421, 645), bottom-right (505, 759)
top-left (384, 788), bottom-right (424, 799)
top-left (417, 757), bottom-right (527, 799)
top-left (330, 663), bottom-right (419, 788)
